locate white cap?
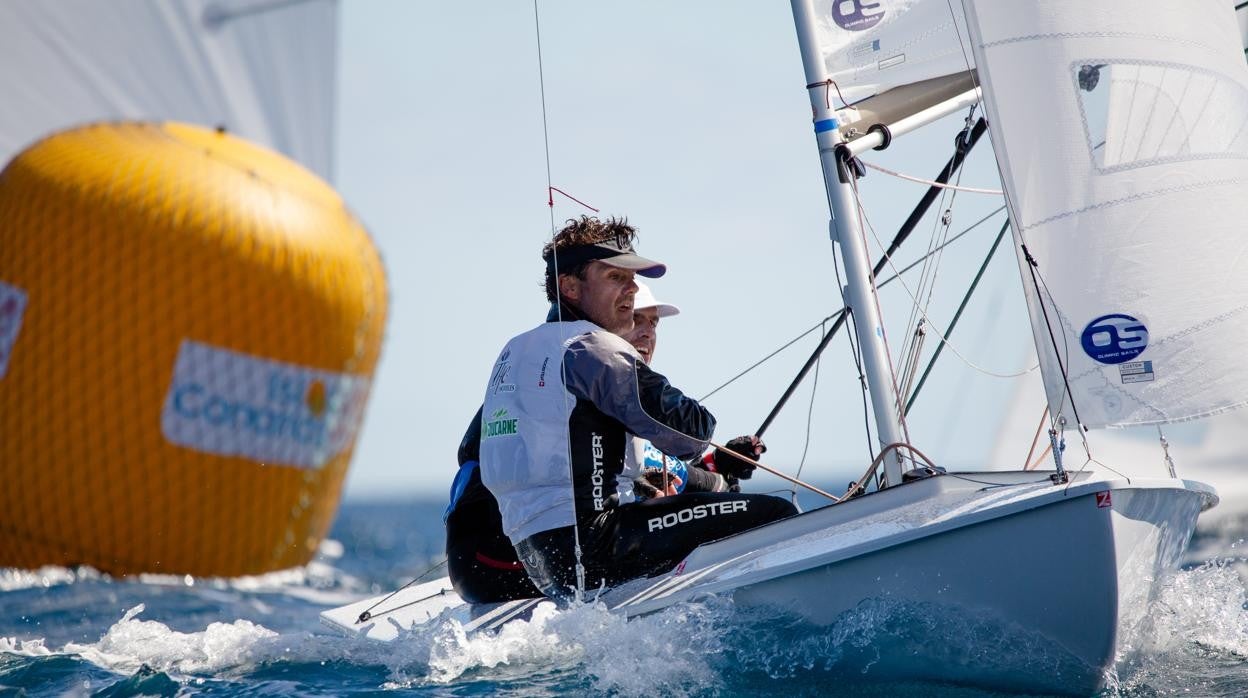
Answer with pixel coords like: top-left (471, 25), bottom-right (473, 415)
top-left (634, 280), bottom-right (680, 318)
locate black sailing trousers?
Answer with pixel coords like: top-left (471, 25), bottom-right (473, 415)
top-left (515, 491), bottom-right (798, 599)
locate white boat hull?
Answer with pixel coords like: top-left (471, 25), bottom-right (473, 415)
top-left (322, 471), bottom-right (1215, 694)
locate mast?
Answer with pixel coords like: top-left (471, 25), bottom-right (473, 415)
top-left (790, 0), bottom-right (906, 485)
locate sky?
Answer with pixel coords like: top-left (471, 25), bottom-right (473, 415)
top-left (332, 1), bottom-right (1039, 500)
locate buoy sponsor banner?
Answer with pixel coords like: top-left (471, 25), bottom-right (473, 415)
top-left (0, 281), bottom-right (27, 380)
top-left (161, 340), bottom-right (369, 468)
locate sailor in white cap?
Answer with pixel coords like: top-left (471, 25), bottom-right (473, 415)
top-left (623, 281), bottom-right (763, 498)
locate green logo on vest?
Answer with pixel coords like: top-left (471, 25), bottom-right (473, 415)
top-left (483, 408), bottom-right (519, 439)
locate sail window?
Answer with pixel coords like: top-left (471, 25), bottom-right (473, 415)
top-left (1074, 61), bottom-right (1248, 174)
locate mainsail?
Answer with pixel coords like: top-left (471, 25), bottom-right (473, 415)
top-left (805, 0), bottom-right (971, 104)
top-left (963, 0), bottom-right (1248, 429)
top-left (0, 0), bottom-right (337, 180)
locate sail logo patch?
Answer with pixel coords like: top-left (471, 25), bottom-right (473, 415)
top-left (1080, 313), bottom-right (1148, 365)
top-left (1119, 360), bottom-right (1155, 384)
top-left (161, 340), bottom-right (370, 469)
top-left (831, 0), bottom-right (885, 32)
top-left (0, 281), bottom-right (27, 380)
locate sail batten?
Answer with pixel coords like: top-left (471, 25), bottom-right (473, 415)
top-left (964, 0), bottom-right (1248, 430)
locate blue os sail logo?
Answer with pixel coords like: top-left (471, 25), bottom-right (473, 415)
top-left (1080, 313), bottom-right (1149, 365)
top-left (833, 0), bottom-right (885, 32)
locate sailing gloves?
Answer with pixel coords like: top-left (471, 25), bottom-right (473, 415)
top-left (713, 435), bottom-right (766, 480)
top-left (634, 469), bottom-right (682, 499)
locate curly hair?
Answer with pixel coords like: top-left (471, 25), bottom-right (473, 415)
top-left (542, 216), bottom-right (639, 302)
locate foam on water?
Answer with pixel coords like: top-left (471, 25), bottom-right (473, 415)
top-left (392, 596), bottom-right (728, 694)
top-left (1111, 558), bottom-right (1248, 695)
top-left (2, 595), bottom-right (730, 695)
top-left (4, 514), bottom-right (1248, 696)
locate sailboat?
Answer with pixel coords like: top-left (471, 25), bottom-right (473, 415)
top-left (322, 0), bottom-right (1247, 692)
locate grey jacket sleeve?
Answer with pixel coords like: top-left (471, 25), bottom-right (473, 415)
top-left (562, 330), bottom-right (714, 461)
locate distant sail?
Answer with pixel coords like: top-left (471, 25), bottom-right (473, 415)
top-left (0, 0), bottom-right (336, 180)
top-left (805, 0), bottom-right (972, 104)
top-left (964, 0), bottom-right (1248, 429)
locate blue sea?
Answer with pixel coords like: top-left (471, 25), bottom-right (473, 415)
top-left (2, 499), bottom-right (1246, 697)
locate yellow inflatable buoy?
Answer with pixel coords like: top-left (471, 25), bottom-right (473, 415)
top-left (0, 122), bottom-right (387, 576)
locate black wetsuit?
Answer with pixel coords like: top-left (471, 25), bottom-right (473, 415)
top-left (445, 407), bottom-right (539, 604)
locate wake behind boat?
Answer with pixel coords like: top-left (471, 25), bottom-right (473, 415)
top-left (325, 0), bottom-right (1247, 693)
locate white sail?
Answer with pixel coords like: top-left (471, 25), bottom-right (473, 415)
top-left (806, 0), bottom-right (971, 104)
top-left (0, 0), bottom-right (337, 180)
top-left (962, 0), bottom-right (1248, 430)
top-left (810, 1), bottom-right (1245, 113)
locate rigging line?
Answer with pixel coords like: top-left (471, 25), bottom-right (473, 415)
top-left (359, 588), bottom-right (455, 625)
top-left (707, 202), bottom-right (997, 406)
top-left (738, 205), bottom-right (1003, 426)
top-left (699, 311), bottom-right (841, 401)
top-left (354, 558), bottom-right (448, 623)
top-left (856, 195), bottom-right (1037, 379)
top-left (1021, 244), bottom-right (1086, 435)
top-left (549, 186), bottom-right (599, 212)
top-left (708, 440), bottom-right (840, 501)
top-left (1028, 263), bottom-right (1077, 430)
top-left (533, 2), bottom-right (556, 230)
top-left (890, 205), bottom-right (1006, 278)
top-left (752, 122), bottom-right (990, 435)
top-left (899, 117), bottom-right (977, 373)
top-left (532, 0), bottom-right (587, 601)
top-left (793, 319), bottom-right (826, 486)
top-left (908, 139), bottom-right (976, 379)
top-left (1023, 404), bottom-right (1051, 470)
top-left (859, 161), bottom-right (1004, 195)
top-left (904, 218), bottom-right (1010, 415)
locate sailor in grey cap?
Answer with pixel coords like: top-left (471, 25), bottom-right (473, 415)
top-left (473, 215), bottom-right (795, 600)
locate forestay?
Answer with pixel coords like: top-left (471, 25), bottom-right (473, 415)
top-left (0, 0), bottom-right (337, 180)
top-left (963, 0), bottom-right (1248, 429)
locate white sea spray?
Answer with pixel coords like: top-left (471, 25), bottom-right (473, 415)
top-left (414, 598), bottom-right (727, 695)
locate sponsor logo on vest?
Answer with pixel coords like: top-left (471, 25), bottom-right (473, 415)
top-left (489, 351), bottom-right (515, 394)
top-left (647, 499), bottom-right (748, 532)
top-left (161, 340), bottom-right (369, 468)
top-left (591, 433), bottom-right (605, 510)
top-left (0, 281), bottom-right (28, 380)
top-left (483, 408), bottom-right (519, 438)
top-left (538, 356), bottom-right (549, 387)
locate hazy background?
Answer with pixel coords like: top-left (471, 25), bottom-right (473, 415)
top-left (334, 1), bottom-right (1036, 501)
